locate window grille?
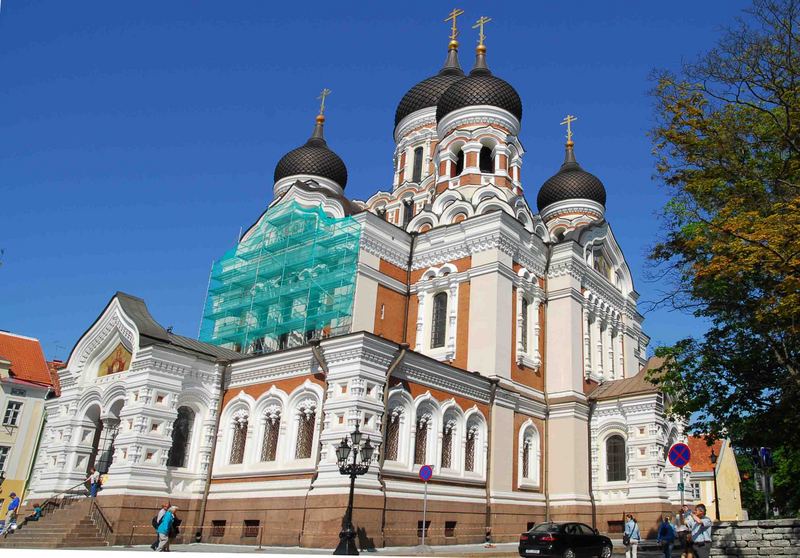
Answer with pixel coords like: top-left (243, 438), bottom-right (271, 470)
top-left (230, 411), bottom-right (248, 465)
top-left (211, 520), bottom-right (226, 537)
top-left (465, 426), bottom-right (477, 472)
top-left (441, 420), bottom-right (454, 469)
top-left (3, 401), bottom-right (22, 426)
top-left (430, 292), bottom-right (448, 348)
top-left (414, 415), bottom-right (430, 465)
top-left (167, 406), bottom-right (195, 468)
top-left (412, 146), bottom-right (423, 183)
top-left (522, 439), bottom-right (531, 479)
top-left (479, 146), bottom-right (493, 173)
top-left (385, 409), bottom-right (401, 461)
top-left (243, 520), bottom-right (260, 538)
top-left (295, 402), bottom-right (316, 459)
top-left (260, 407), bottom-right (281, 462)
top-left (520, 299), bottom-right (529, 353)
top-left (606, 435), bottom-right (626, 482)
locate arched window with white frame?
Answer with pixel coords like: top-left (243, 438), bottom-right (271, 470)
top-left (167, 406), bottom-right (195, 468)
top-left (518, 420), bottom-right (541, 488)
top-left (230, 409), bottom-right (249, 465)
top-left (384, 407), bottom-right (404, 461)
top-left (464, 412), bottom-right (485, 475)
top-left (430, 292), bottom-right (448, 349)
top-left (294, 399), bottom-right (317, 459)
top-left (440, 409), bottom-right (459, 470)
top-left (414, 412), bottom-right (432, 465)
top-left (520, 298), bottom-right (529, 353)
top-left (260, 404), bottom-right (281, 462)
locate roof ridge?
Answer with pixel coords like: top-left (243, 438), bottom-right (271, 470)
top-left (0, 331), bottom-right (42, 343)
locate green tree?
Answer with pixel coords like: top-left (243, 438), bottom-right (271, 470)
top-left (647, 0), bottom-right (800, 516)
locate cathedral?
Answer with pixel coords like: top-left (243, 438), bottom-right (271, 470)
top-left (26, 15), bottom-right (688, 549)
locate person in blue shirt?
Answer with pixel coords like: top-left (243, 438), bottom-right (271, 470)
top-left (683, 504), bottom-right (713, 558)
top-left (155, 505), bottom-right (177, 552)
top-left (624, 514), bottom-right (641, 558)
top-left (2, 492), bottom-right (20, 537)
top-left (657, 514), bottom-right (676, 558)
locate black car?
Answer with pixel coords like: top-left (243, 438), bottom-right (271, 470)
top-left (518, 522), bottom-right (613, 558)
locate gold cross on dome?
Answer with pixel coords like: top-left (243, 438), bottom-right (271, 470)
top-left (472, 16), bottom-right (492, 46)
top-left (445, 8), bottom-right (465, 42)
top-left (560, 114), bottom-right (578, 144)
top-left (317, 88), bottom-right (331, 116)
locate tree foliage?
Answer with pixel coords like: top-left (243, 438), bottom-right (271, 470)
top-left (647, 0), bottom-right (800, 514)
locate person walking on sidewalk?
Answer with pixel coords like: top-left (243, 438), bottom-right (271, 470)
top-left (657, 514), bottom-right (676, 558)
top-left (150, 502), bottom-right (169, 551)
top-left (85, 467), bottom-right (101, 497)
top-left (623, 514), bottom-right (641, 558)
top-left (155, 505), bottom-right (177, 552)
top-left (2, 493), bottom-right (20, 537)
top-left (684, 504), bottom-right (713, 558)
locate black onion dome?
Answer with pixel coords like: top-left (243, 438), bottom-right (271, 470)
top-left (436, 48), bottom-right (522, 122)
top-left (536, 145), bottom-right (606, 211)
top-left (274, 116), bottom-right (348, 188)
top-left (395, 46), bottom-right (465, 127)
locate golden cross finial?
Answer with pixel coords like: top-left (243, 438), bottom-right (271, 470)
top-left (472, 16), bottom-right (492, 47)
top-left (317, 88), bottom-right (331, 116)
top-left (560, 114), bottom-right (578, 145)
top-left (445, 8), bottom-right (465, 43)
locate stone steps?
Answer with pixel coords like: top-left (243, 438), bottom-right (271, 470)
top-left (0, 498), bottom-right (108, 549)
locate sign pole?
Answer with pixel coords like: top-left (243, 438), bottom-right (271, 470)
top-left (422, 479), bottom-right (428, 548)
top-left (679, 467), bottom-right (684, 508)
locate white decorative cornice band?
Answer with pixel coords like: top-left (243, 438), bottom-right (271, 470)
top-left (394, 107), bottom-right (437, 144)
top-left (273, 175), bottom-right (343, 199)
top-left (437, 105), bottom-right (521, 138)
top-left (540, 199), bottom-right (605, 223)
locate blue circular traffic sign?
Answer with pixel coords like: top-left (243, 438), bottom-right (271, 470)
top-left (419, 464), bottom-right (433, 482)
top-left (668, 443), bottom-right (692, 468)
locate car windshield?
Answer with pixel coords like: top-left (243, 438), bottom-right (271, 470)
top-left (529, 523), bottom-right (560, 533)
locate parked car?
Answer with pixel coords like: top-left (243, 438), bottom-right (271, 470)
top-left (519, 522), bottom-right (613, 558)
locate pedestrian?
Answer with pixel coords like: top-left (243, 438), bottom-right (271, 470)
top-left (684, 503), bottom-right (712, 558)
top-left (2, 492), bottom-right (20, 537)
top-left (155, 505), bottom-right (177, 552)
top-left (23, 503), bottom-right (43, 526)
top-left (623, 514), bottom-right (640, 558)
top-left (657, 514), bottom-right (676, 558)
top-left (85, 467), bottom-right (101, 497)
top-left (150, 502), bottom-right (169, 551)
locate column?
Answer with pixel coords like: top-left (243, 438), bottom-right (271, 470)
top-left (447, 282), bottom-right (458, 360)
top-left (605, 312), bottom-right (614, 381)
top-left (415, 289), bottom-right (426, 352)
top-left (614, 317), bottom-right (625, 379)
top-left (531, 295), bottom-right (541, 368)
top-left (594, 302), bottom-right (604, 378)
top-left (516, 287), bottom-right (525, 356)
top-left (583, 294), bottom-right (592, 378)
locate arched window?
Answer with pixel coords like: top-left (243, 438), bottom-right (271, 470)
top-left (430, 292), bottom-right (448, 348)
top-left (414, 413), bottom-right (431, 464)
top-left (441, 418), bottom-right (455, 469)
top-left (479, 146), bottom-right (493, 173)
top-left (606, 435), bottom-right (627, 482)
top-left (465, 424), bottom-right (478, 472)
top-left (520, 298), bottom-right (529, 353)
top-left (295, 400), bottom-right (317, 459)
top-left (167, 406), bottom-right (195, 468)
top-left (412, 146), bottom-right (424, 183)
top-left (453, 150), bottom-right (465, 177)
top-left (385, 407), bottom-right (403, 461)
top-left (260, 405), bottom-right (281, 462)
top-left (519, 423), bottom-right (541, 486)
top-left (230, 410), bottom-right (249, 464)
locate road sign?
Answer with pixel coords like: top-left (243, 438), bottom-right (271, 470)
top-left (759, 447), bottom-right (773, 468)
top-left (677, 482), bottom-right (684, 492)
top-left (669, 443), bottom-right (692, 468)
top-left (419, 464), bottom-right (433, 482)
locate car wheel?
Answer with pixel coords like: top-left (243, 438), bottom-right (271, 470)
top-left (563, 549), bottom-right (576, 558)
top-left (600, 545), bottom-right (612, 558)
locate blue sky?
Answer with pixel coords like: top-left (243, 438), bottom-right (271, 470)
top-left (0, 1), bottom-right (750, 360)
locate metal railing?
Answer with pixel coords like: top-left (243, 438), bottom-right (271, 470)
top-left (88, 498), bottom-right (113, 541)
top-left (37, 480), bottom-right (89, 518)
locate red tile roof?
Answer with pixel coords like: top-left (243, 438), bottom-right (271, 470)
top-left (0, 331), bottom-right (53, 387)
top-left (47, 360), bottom-right (65, 397)
top-left (687, 435), bottom-right (724, 472)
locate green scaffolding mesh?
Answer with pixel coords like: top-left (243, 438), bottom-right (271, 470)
top-left (200, 201), bottom-right (361, 354)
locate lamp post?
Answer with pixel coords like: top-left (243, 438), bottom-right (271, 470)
top-left (709, 448), bottom-right (721, 521)
top-left (333, 421), bottom-right (379, 556)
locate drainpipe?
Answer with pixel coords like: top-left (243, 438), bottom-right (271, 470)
top-left (196, 359), bottom-right (231, 542)
top-left (401, 232), bottom-right (418, 344)
top-left (484, 378), bottom-right (499, 541)
top-left (300, 340), bottom-right (331, 545)
top-left (588, 400), bottom-right (597, 529)
top-left (378, 344), bottom-right (409, 540)
top-left (543, 241), bottom-right (553, 522)
top-left (22, 387), bottom-right (52, 501)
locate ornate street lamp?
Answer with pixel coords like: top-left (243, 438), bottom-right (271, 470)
top-left (333, 421), bottom-right (379, 556)
top-left (710, 448), bottom-right (721, 520)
